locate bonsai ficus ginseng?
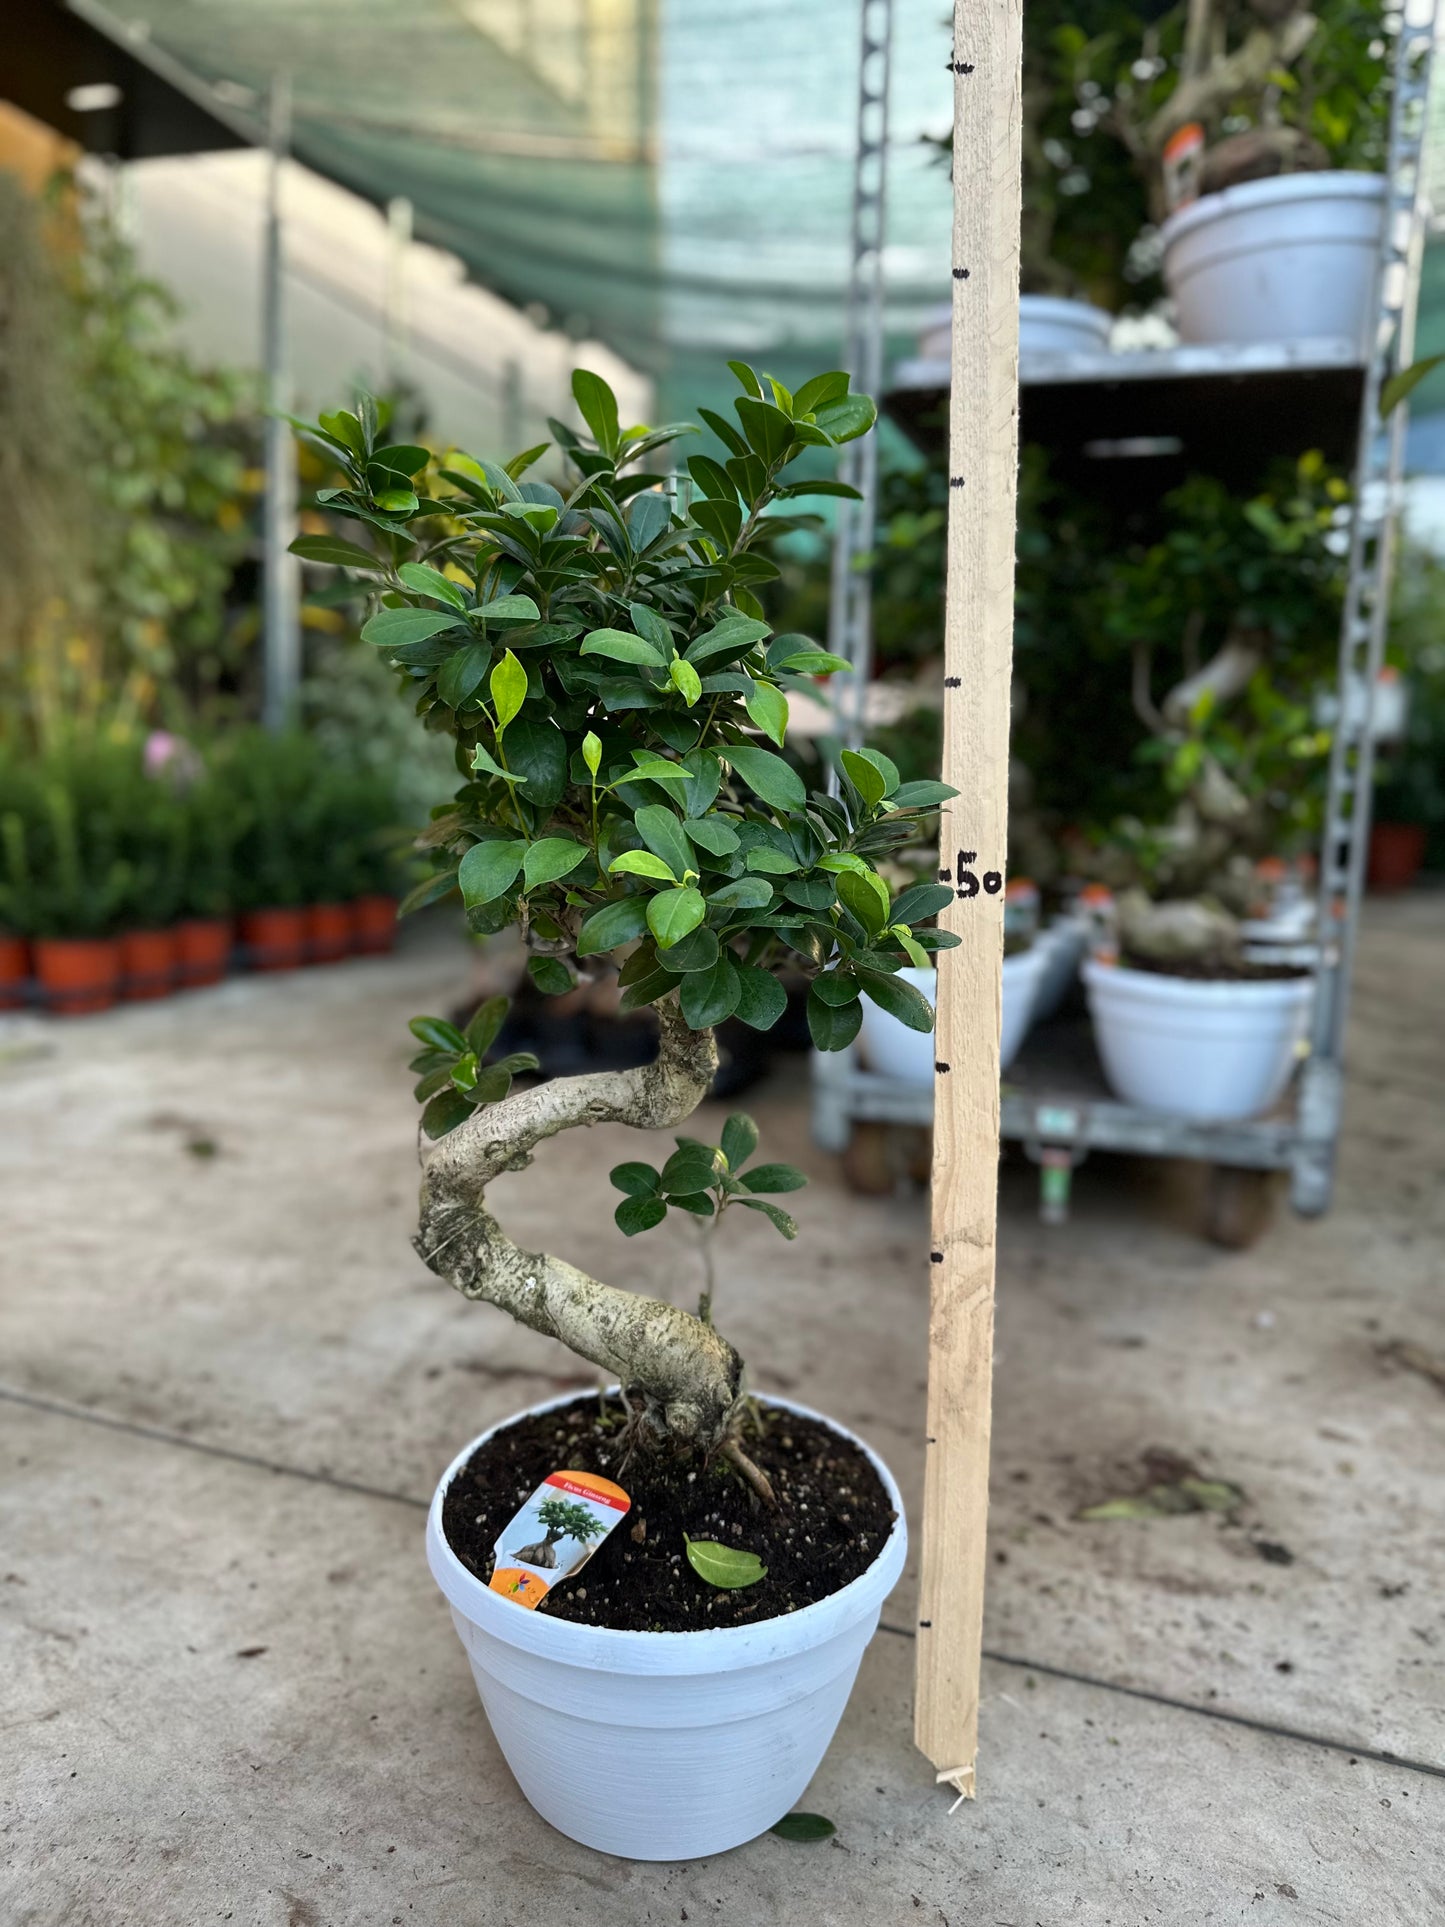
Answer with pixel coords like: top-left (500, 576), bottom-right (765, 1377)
top-left (288, 364), bottom-right (957, 1504)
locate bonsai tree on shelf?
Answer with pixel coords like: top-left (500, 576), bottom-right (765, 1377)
top-left (288, 365), bottom-right (957, 1500)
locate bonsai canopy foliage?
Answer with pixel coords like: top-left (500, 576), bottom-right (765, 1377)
top-left (289, 364), bottom-right (957, 1478)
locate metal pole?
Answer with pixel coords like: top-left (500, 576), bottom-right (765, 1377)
top-left (261, 73), bottom-right (300, 733)
top-left (383, 194), bottom-right (413, 391)
top-left (827, 0), bottom-right (894, 764)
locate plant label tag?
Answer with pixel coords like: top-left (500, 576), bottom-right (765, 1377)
top-left (489, 1470), bottom-right (631, 1610)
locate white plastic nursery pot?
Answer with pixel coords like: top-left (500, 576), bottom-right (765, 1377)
top-left (1159, 172), bottom-right (1384, 350)
top-left (1018, 294), bottom-right (1113, 356)
top-left (426, 1392), bottom-right (906, 1861)
top-left (855, 949), bottom-right (1046, 1087)
top-left (1082, 957), bottom-right (1313, 1122)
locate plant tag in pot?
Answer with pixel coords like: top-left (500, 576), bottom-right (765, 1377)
top-left (489, 1470), bottom-right (631, 1610)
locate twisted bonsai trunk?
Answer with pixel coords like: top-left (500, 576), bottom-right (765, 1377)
top-left (415, 995), bottom-right (770, 1493)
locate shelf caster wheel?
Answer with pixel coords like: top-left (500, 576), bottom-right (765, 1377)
top-left (1204, 1165), bottom-right (1280, 1250)
top-left (841, 1121), bottom-right (896, 1196)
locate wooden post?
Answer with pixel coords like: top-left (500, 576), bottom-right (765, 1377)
top-left (913, 0), bottom-right (1023, 1801)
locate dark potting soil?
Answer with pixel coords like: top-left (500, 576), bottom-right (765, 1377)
top-left (1121, 951), bottom-right (1311, 984)
top-left (440, 1396), bottom-right (895, 1632)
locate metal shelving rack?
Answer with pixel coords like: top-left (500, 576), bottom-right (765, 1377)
top-left (814, 0), bottom-right (1439, 1240)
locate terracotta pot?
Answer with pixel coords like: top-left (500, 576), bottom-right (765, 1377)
top-left (239, 906), bottom-right (308, 972)
top-left (1368, 821), bottom-right (1426, 893)
top-left (175, 917), bottom-right (233, 988)
top-left (120, 927), bottom-right (180, 1001)
top-left (349, 893), bottom-right (398, 956)
top-left (0, 934), bottom-right (28, 1010)
top-left (34, 937), bottom-right (121, 1016)
top-left (306, 901), bottom-right (354, 964)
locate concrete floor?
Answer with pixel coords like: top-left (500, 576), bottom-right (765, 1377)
top-left (3, 897), bottom-right (1443, 1925)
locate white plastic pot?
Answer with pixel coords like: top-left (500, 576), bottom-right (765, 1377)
top-left (1083, 957), bottom-right (1313, 1121)
top-left (855, 949), bottom-right (1046, 1087)
top-left (1159, 172), bottom-right (1384, 350)
top-left (1019, 294), bottom-right (1113, 356)
top-left (427, 1393), bottom-right (906, 1861)
top-left (1030, 915), bottom-right (1091, 1023)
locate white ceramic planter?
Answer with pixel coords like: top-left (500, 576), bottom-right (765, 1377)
top-left (1030, 915), bottom-right (1091, 1023)
top-left (427, 1392), bottom-right (906, 1861)
top-left (1019, 294), bottom-right (1113, 356)
top-left (1083, 957), bottom-right (1313, 1121)
top-left (1159, 172), bottom-right (1384, 350)
top-left (855, 948), bottom-right (1046, 1087)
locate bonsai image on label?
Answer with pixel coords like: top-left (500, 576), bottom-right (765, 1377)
top-left (511, 1497), bottom-right (604, 1570)
top-left (288, 364), bottom-right (953, 1856)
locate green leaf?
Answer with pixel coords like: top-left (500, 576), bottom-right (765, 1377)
top-left (811, 969), bottom-right (859, 1007)
top-left (857, 967), bottom-right (934, 1033)
top-left (422, 1088), bottom-right (473, 1139)
top-left (1381, 352), bottom-right (1445, 417)
top-left (708, 877), bottom-right (774, 912)
top-left (679, 955), bottom-right (741, 1027)
top-left (817, 852), bottom-right (871, 876)
top-left (891, 780), bottom-right (959, 809)
top-left (745, 847), bottom-right (798, 876)
top-left (744, 680), bottom-right (789, 746)
top-left (504, 440), bottom-right (551, 479)
top-left (458, 839), bottom-right (524, 906)
top-left (505, 714), bottom-right (569, 808)
top-left (361, 607), bottom-right (462, 649)
top-left (318, 407), bottom-right (366, 455)
top-left (490, 651), bottom-right (529, 730)
top-left (398, 869), bottom-right (460, 916)
top-left (398, 561), bottom-right (467, 608)
top-left (892, 927), bottom-right (931, 968)
top-left (576, 895), bottom-right (651, 956)
top-left (738, 1197), bottom-right (799, 1238)
top-left (572, 368), bottom-right (621, 455)
top-left (629, 603), bottom-right (675, 652)
top-left (733, 966), bottom-right (788, 1030)
top-left (773, 479), bottom-right (863, 501)
top-left (670, 658), bottom-right (703, 707)
top-left (528, 955), bottom-right (573, 996)
top-left (891, 882), bottom-right (954, 926)
top-left (409, 1015), bottom-right (466, 1053)
top-left (372, 441), bottom-right (429, 476)
top-left (615, 1195), bottom-right (667, 1236)
top-left (582, 731), bottom-right (603, 777)
top-left (662, 1142), bottom-right (723, 1195)
top-left (807, 984), bottom-right (863, 1051)
top-left (698, 406), bottom-right (749, 458)
top-left (727, 359), bottom-right (764, 398)
top-left (813, 393), bottom-right (877, 443)
top-left (742, 1163), bottom-right (807, 1194)
top-left (581, 627), bottom-right (667, 667)
top-left (524, 837), bottom-right (588, 889)
top-left (840, 748), bottom-right (887, 808)
top-left (289, 534), bottom-right (378, 568)
top-left (465, 996), bottom-right (509, 1058)
top-left (470, 742), bottom-right (523, 784)
top-left (685, 615), bottom-right (772, 667)
top-left (661, 926), bottom-right (720, 973)
top-left (413, 1064), bottom-right (457, 1102)
top-left (635, 805), bottom-right (693, 882)
top-left (436, 643), bottom-right (491, 709)
top-left (648, 886), bottom-right (706, 950)
top-left (477, 593), bottom-right (542, 624)
top-left (724, 744), bottom-right (806, 813)
top-left (610, 1161), bottom-right (661, 1198)
top-left (794, 371), bottom-right (851, 415)
top-left (374, 488), bottom-right (419, 514)
top-left (837, 869), bottom-right (890, 936)
top-left (623, 756), bottom-right (691, 792)
top-left (771, 648), bottom-right (852, 675)
top-left (737, 396), bottom-right (795, 465)
top-left (685, 1535), bottom-right (767, 1589)
top-left (683, 816), bottom-right (740, 857)
top-left (721, 1113), bottom-right (759, 1169)
top-left (769, 1812), bottom-right (836, 1843)
top-left (610, 849), bottom-right (678, 883)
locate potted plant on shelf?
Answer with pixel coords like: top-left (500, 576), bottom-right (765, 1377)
top-left (288, 366), bottom-right (960, 1859)
top-left (1075, 0), bottom-right (1393, 347)
top-left (229, 734), bottom-right (313, 971)
top-left (1076, 457), bottom-right (1345, 1121)
top-left (174, 755), bottom-right (238, 988)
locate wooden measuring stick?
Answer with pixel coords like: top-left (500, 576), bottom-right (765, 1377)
top-left (913, 0), bottom-right (1024, 1802)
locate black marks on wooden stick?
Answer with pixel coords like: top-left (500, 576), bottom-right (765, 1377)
top-left (948, 57), bottom-right (975, 74)
top-left (930, 1250), bottom-right (945, 1265)
top-left (953, 266), bottom-right (971, 280)
top-left (983, 871), bottom-right (1003, 895)
top-left (935, 1062), bottom-right (951, 1075)
top-left (944, 675), bottom-right (961, 688)
top-left (949, 475), bottom-right (966, 488)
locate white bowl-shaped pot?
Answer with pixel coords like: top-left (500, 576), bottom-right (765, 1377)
top-left (1083, 957), bottom-right (1313, 1121)
top-left (427, 1393), bottom-right (906, 1861)
top-left (1159, 172), bottom-right (1384, 350)
top-left (855, 949), bottom-right (1046, 1088)
top-left (1030, 915), bottom-right (1091, 1023)
top-left (1019, 294), bottom-right (1113, 356)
